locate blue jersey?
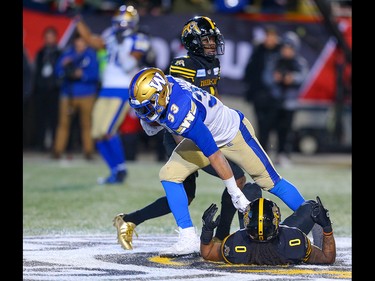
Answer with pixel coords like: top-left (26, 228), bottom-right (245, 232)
top-left (55, 46), bottom-right (99, 97)
top-left (157, 76), bottom-right (241, 157)
top-left (101, 28), bottom-right (152, 89)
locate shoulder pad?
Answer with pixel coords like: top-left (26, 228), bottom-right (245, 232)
top-left (169, 57), bottom-right (197, 80)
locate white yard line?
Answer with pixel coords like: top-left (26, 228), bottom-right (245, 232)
top-left (23, 234), bottom-right (352, 281)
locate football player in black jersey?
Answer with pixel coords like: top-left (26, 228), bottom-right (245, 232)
top-left (165, 16), bottom-right (257, 242)
top-left (200, 195), bottom-right (336, 265)
top-left (113, 16), bottom-right (266, 255)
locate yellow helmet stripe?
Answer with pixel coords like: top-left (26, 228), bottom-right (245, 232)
top-left (258, 198), bottom-right (264, 241)
top-left (202, 16), bottom-right (215, 29)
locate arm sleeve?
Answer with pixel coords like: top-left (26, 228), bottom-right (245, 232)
top-left (183, 116), bottom-right (219, 157)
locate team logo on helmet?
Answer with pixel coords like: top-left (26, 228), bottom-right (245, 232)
top-left (181, 16), bottom-right (225, 57)
top-left (182, 21), bottom-right (201, 38)
top-left (129, 67), bottom-right (170, 123)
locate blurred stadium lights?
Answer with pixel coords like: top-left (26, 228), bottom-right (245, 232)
top-left (214, 0), bottom-right (249, 12)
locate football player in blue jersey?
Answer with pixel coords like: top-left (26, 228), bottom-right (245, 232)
top-left (76, 5), bottom-right (153, 184)
top-left (200, 196), bottom-right (336, 265)
top-left (113, 16), bottom-right (258, 252)
top-left (127, 67), bottom-right (307, 256)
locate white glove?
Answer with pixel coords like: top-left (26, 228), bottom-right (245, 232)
top-left (140, 119), bottom-right (164, 136)
top-left (231, 193), bottom-right (250, 213)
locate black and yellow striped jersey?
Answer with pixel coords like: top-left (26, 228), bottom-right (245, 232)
top-left (168, 53), bottom-right (221, 97)
top-left (221, 225), bottom-right (312, 265)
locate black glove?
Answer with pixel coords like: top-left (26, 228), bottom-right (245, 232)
top-left (311, 196), bottom-right (332, 233)
top-left (201, 203), bottom-right (221, 245)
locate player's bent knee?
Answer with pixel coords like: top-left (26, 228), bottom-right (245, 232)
top-left (159, 163), bottom-right (182, 182)
top-left (254, 177), bottom-right (276, 191)
top-left (91, 128), bottom-right (106, 140)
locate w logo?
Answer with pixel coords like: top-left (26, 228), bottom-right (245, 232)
top-left (149, 72), bottom-right (166, 91)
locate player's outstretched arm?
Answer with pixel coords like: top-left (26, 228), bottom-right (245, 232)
top-left (306, 196), bottom-right (336, 264)
top-left (200, 204), bottom-right (224, 262)
top-left (75, 17), bottom-right (105, 50)
top-left (200, 240), bottom-right (223, 261)
top-left (208, 151), bottom-right (250, 213)
top-left (306, 234), bottom-right (336, 264)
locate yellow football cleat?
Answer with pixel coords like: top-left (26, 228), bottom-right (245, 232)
top-left (113, 213), bottom-right (138, 250)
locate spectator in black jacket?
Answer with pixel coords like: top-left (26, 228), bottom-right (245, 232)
top-left (32, 26), bottom-right (61, 152)
top-left (243, 26), bottom-right (281, 153)
top-left (263, 31), bottom-right (309, 166)
top-left (23, 46), bottom-right (34, 149)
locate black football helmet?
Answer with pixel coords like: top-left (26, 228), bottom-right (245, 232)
top-left (181, 16), bottom-right (225, 57)
top-left (244, 198), bottom-right (281, 242)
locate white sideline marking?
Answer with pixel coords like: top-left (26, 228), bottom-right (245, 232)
top-left (23, 235), bottom-right (352, 281)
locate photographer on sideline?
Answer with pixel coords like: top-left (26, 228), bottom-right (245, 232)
top-left (53, 32), bottom-right (99, 160)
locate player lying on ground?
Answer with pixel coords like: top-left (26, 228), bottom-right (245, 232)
top-left (200, 194), bottom-right (336, 265)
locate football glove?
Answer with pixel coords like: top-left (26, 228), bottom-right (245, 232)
top-left (231, 193), bottom-right (250, 213)
top-left (200, 203), bottom-right (221, 245)
top-left (311, 196), bottom-right (332, 233)
top-left (140, 119), bottom-right (164, 136)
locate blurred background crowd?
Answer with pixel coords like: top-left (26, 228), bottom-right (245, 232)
top-left (23, 0), bottom-right (352, 16)
top-left (23, 0), bottom-right (352, 164)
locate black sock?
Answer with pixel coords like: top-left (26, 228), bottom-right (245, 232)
top-left (123, 196), bottom-right (171, 226)
top-left (123, 174), bottom-right (197, 226)
top-left (214, 188), bottom-right (237, 240)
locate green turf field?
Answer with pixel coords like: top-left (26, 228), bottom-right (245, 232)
top-left (23, 154), bottom-right (352, 237)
